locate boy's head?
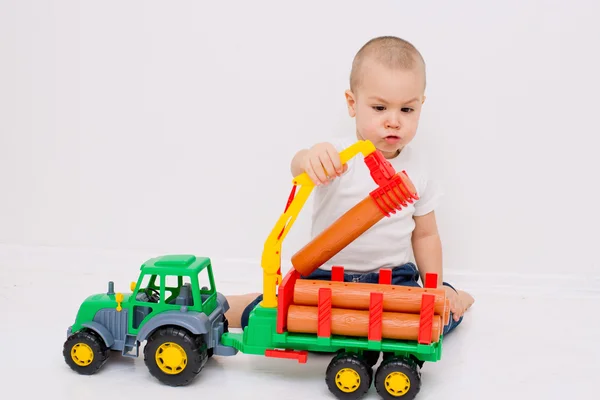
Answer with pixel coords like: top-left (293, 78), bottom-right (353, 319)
top-left (345, 36), bottom-right (427, 159)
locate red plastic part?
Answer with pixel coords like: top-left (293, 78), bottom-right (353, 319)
top-left (364, 150), bottom-right (419, 217)
top-left (379, 268), bottom-right (392, 285)
top-left (277, 185), bottom-right (297, 240)
top-left (364, 151), bottom-right (397, 185)
top-left (369, 174), bottom-right (415, 217)
top-left (418, 293), bottom-right (436, 344)
top-left (277, 269), bottom-right (300, 334)
top-left (331, 265), bottom-right (344, 282)
top-left (265, 349), bottom-right (308, 363)
top-left (317, 288), bottom-right (332, 337)
top-left (424, 273), bottom-right (438, 289)
top-left (364, 151), bottom-right (419, 219)
top-left (368, 292), bottom-right (384, 341)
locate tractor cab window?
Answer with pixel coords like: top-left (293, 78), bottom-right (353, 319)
top-left (135, 274), bottom-right (161, 303)
top-left (198, 264), bottom-right (215, 305)
top-left (164, 275), bottom-right (194, 306)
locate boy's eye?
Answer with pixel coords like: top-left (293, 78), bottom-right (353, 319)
top-left (372, 106), bottom-right (385, 111)
top-left (401, 108), bottom-right (414, 113)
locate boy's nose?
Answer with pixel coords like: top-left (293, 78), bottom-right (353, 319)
top-left (385, 117), bottom-right (400, 129)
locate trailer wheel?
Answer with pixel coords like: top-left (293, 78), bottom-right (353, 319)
top-left (325, 352), bottom-right (372, 399)
top-left (374, 356), bottom-right (421, 400)
top-left (63, 329), bottom-right (109, 375)
top-left (144, 326), bottom-right (207, 386)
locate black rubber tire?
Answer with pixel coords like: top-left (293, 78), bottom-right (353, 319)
top-left (325, 352), bottom-right (373, 399)
top-left (383, 352), bottom-right (425, 369)
top-left (144, 326), bottom-right (207, 386)
top-left (374, 356), bottom-right (421, 400)
top-left (63, 330), bottom-right (109, 375)
top-left (363, 350), bottom-right (381, 367)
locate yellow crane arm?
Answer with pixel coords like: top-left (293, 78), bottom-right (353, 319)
top-left (260, 140), bottom-right (377, 308)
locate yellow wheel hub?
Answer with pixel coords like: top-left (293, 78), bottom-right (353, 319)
top-left (155, 342), bottom-right (188, 375)
top-left (335, 368), bottom-right (361, 393)
top-left (71, 343), bottom-right (94, 367)
top-left (385, 371), bottom-right (411, 396)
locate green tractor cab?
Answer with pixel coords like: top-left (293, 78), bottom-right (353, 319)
top-left (63, 254), bottom-right (236, 386)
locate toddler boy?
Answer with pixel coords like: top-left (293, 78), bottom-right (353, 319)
top-left (226, 36), bottom-right (474, 334)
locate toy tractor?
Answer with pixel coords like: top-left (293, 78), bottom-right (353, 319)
top-left (63, 254), bottom-right (236, 386)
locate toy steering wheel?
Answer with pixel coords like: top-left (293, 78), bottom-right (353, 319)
top-left (145, 287), bottom-right (160, 303)
top-left (136, 287), bottom-right (160, 303)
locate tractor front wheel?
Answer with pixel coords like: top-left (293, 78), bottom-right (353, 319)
top-left (63, 330), bottom-right (109, 375)
top-left (144, 326), bottom-right (207, 386)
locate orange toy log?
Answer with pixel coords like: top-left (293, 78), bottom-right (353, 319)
top-left (291, 172), bottom-right (417, 277)
top-left (287, 305), bottom-right (442, 343)
top-left (293, 280), bottom-right (450, 325)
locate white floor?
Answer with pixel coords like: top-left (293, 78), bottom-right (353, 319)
top-left (1, 244), bottom-right (598, 399)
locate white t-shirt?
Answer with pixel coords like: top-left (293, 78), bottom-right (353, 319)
top-left (309, 136), bottom-right (443, 273)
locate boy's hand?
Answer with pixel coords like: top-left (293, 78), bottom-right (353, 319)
top-left (443, 285), bottom-right (465, 322)
top-left (302, 142), bottom-right (347, 185)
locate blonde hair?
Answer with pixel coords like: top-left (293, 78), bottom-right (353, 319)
top-left (350, 36), bottom-right (426, 91)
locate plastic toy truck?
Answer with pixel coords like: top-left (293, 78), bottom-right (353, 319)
top-left (63, 139), bottom-right (449, 400)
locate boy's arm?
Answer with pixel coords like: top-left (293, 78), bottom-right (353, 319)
top-left (411, 211), bottom-right (443, 286)
top-left (412, 211), bottom-right (465, 321)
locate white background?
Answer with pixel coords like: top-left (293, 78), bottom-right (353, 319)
top-left (2, 0), bottom-right (600, 279)
top-left (2, 1), bottom-right (600, 398)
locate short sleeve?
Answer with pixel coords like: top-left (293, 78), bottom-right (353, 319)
top-left (412, 170), bottom-right (444, 217)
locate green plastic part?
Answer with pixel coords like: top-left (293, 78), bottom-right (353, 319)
top-left (69, 254), bottom-right (218, 340)
top-left (220, 304), bottom-right (443, 362)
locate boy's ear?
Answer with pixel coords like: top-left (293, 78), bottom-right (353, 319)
top-left (345, 90), bottom-right (357, 117)
top-left (422, 95), bottom-right (427, 104)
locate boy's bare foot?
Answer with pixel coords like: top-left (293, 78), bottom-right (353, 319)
top-left (458, 290), bottom-right (475, 311)
top-left (224, 292), bottom-right (261, 328)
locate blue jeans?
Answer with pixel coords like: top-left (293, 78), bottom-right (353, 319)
top-left (241, 262), bottom-right (463, 335)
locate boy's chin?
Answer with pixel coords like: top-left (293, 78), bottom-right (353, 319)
top-left (376, 145), bottom-right (403, 159)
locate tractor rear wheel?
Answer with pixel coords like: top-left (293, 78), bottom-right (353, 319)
top-left (144, 326), bottom-right (207, 386)
top-left (63, 329), bottom-right (109, 375)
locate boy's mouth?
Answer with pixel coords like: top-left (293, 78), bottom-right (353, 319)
top-left (384, 135), bottom-right (401, 143)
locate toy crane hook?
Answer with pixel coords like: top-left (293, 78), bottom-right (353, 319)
top-left (259, 140), bottom-right (419, 308)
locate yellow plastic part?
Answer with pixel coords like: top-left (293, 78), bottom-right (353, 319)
top-left (260, 139), bottom-right (377, 308)
top-left (335, 367), bottom-right (361, 393)
top-left (71, 343), bottom-right (94, 366)
top-left (384, 371), bottom-right (411, 396)
top-left (116, 293), bottom-right (123, 312)
top-left (155, 342), bottom-right (188, 375)
top-left (130, 281), bottom-right (136, 291)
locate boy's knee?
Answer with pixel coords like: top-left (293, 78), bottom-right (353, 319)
top-left (442, 281), bottom-right (458, 293)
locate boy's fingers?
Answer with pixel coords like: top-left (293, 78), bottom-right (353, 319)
top-left (319, 152), bottom-right (336, 179)
top-left (309, 156), bottom-right (328, 184)
top-left (326, 147), bottom-right (343, 174)
top-left (304, 160), bottom-right (321, 185)
top-left (306, 168), bottom-right (320, 186)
